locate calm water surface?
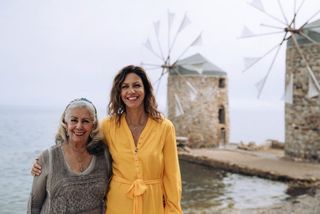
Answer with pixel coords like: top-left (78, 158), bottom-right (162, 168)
top-left (0, 106), bottom-right (289, 214)
top-left (180, 161), bottom-right (289, 213)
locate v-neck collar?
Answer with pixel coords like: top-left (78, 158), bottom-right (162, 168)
top-left (121, 114), bottom-right (151, 153)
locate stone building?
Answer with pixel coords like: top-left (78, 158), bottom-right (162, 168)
top-left (167, 53), bottom-right (229, 148)
top-left (285, 19), bottom-right (320, 161)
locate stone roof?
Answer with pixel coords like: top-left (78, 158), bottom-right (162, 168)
top-left (170, 53), bottom-right (227, 76)
top-left (287, 19), bottom-right (320, 47)
top-left (306, 19), bottom-right (320, 34)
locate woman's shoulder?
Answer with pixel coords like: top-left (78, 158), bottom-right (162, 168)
top-left (100, 116), bottom-right (112, 129)
top-left (37, 145), bottom-right (58, 165)
top-left (152, 116), bottom-right (174, 128)
top-left (40, 144), bottom-right (59, 157)
top-left (100, 115), bottom-right (116, 125)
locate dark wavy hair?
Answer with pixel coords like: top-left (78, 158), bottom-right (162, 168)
top-left (108, 65), bottom-right (162, 124)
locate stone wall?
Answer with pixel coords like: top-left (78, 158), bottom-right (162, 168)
top-left (285, 43), bottom-right (320, 161)
top-left (167, 74), bottom-right (229, 148)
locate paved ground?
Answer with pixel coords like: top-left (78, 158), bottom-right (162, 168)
top-left (179, 144), bottom-right (320, 182)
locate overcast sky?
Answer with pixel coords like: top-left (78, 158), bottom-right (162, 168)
top-left (1, 0), bottom-right (319, 143)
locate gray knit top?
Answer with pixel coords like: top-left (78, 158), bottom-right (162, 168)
top-left (27, 144), bottom-right (112, 214)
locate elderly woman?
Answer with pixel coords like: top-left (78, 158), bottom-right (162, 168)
top-left (28, 98), bottom-right (112, 214)
top-left (102, 65), bottom-right (182, 214)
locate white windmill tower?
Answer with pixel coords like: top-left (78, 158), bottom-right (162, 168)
top-left (240, 0), bottom-right (320, 161)
top-left (142, 12), bottom-right (229, 148)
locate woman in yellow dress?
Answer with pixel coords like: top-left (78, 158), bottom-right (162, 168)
top-left (103, 65), bottom-right (182, 214)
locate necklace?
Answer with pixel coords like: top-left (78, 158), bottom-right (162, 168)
top-left (126, 115), bottom-right (147, 147)
top-left (74, 152), bottom-right (92, 172)
top-left (79, 164), bottom-right (85, 172)
top-left (64, 143), bottom-right (91, 173)
top-left (76, 156), bottom-right (86, 172)
top-left (130, 124), bottom-right (142, 131)
top-left (126, 115), bottom-right (147, 133)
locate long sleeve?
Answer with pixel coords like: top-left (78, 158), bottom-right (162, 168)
top-left (163, 121), bottom-right (183, 214)
top-left (27, 150), bottom-right (49, 214)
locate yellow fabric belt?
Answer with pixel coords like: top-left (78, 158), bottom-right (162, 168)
top-left (113, 176), bottom-right (161, 214)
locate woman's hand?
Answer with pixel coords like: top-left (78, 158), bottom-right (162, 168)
top-left (31, 158), bottom-right (42, 176)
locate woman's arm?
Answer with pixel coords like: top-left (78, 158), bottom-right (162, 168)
top-left (27, 150), bottom-right (49, 214)
top-left (163, 121), bottom-right (183, 214)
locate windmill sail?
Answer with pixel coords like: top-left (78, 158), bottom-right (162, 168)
top-left (177, 13), bottom-right (191, 33)
top-left (154, 20), bottom-right (160, 37)
top-left (143, 38), bottom-right (162, 60)
top-left (243, 57), bottom-right (261, 72)
top-left (190, 33), bottom-right (203, 46)
top-left (168, 11), bottom-right (175, 31)
top-left (248, 0), bottom-right (265, 12)
top-left (255, 75), bottom-right (267, 97)
top-left (175, 32), bottom-right (203, 62)
top-left (240, 26), bottom-right (255, 38)
top-left (308, 75), bottom-right (320, 98)
top-left (248, 0), bottom-right (286, 25)
top-left (284, 73), bottom-right (293, 104)
top-left (186, 81), bottom-right (197, 102)
top-left (141, 13), bottom-right (206, 117)
top-left (153, 20), bottom-right (165, 60)
top-left (242, 43), bottom-right (281, 73)
top-left (174, 93), bottom-right (184, 117)
top-left (291, 34), bottom-right (320, 95)
top-left (167, 11), bottom-right (175, 53)
top-left (169, 13), bottom-right (191, 54)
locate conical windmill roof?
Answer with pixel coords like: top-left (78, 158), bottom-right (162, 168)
top-left (171, 53), bottom-right (226, 76)
top-left (305, 19), bottom-right (320, 33)
top-left (287, 19), bottom-right (320, 47)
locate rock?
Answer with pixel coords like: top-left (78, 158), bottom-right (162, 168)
top-left (188, 133), bottom-right (206, 148)
top-left (237, 141), bottom-right (259, 151)
top-left (176, 136), bottom-right (189, 147)
top-left (265, 139), bottom-right (284, 149)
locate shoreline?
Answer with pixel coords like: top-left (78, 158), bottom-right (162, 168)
top-left (178, 144), bottom-right (320, 213)
top-left (178, 144), bottom-right (320, 183)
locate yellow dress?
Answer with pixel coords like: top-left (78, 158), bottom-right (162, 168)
top-left (101, 115), bottom-right (182, 214)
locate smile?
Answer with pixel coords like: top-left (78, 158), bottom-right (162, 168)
top-left (74, 132), bottom-right (85, 136)
top-left (127, 96), bottom-right (138, 101)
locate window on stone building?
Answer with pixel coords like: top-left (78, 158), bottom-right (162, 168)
top-left (218, 106), bottom-right (225, 124)
top-left (219, 78), bottom-right (225, 88)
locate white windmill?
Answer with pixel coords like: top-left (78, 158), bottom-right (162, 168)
top-left (141, 12), bottom-right (203, 116)
top-left (240, 0), bottom-right (320, 100)
top-left (142, 12), bottom-right (230, 148)
top-left (240, 0), bottom-right (320, 161)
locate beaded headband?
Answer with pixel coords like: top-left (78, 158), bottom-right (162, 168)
top-left (65, 98), bottom-right (97, 119)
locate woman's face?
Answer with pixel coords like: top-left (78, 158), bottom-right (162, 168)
top-left (120, 72), bottom-right (145, 110)
top-left (65, 107), bottom-right (94, 144)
